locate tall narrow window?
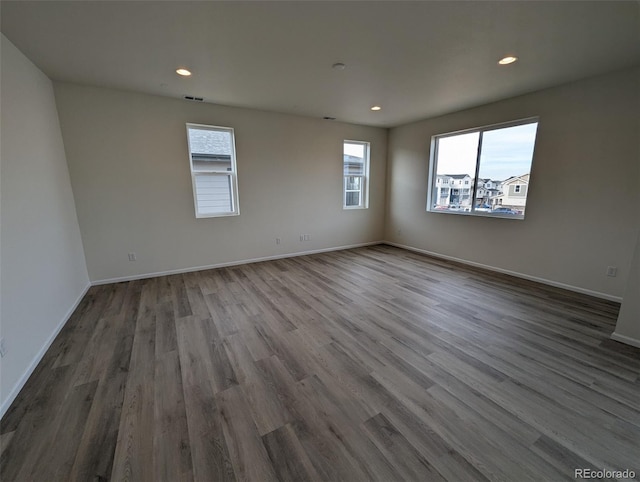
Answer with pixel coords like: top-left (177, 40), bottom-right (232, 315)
top-left (186, 124), bottom-right (239, 217)
top-left (343, 140), bottom-right (370, 209)
top-left (427, 118), bottom-right (538, 219)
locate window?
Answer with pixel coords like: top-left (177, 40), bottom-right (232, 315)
top-left (427, 118), bottom-right (538, 219)
top-left (186, 124), bottom-right (239, 217)
top-left (343, 140), bottom-right (370, 209)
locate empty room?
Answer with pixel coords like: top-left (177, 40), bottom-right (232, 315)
top-left (1, 1), bottom-right (639, 481)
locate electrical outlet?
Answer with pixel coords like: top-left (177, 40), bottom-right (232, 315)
top-left (606, 266), bottom-right (617, 277)
top-left (300, 235), bottom-right (304, 242)
top-left (304, 234), bottom-right (311, 241)
top-left (128, 253), bottom-right (137, 261)
top-left (276, 238), bottom-right (281, 245)
top-left (0, 338), bottom-right (6, 358)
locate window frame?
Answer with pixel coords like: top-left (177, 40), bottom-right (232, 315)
top-left (426, 117), bottom-right (538, 220)
top-left (343, 140), bottom-right (370, 210)
top-left (186, 123), bottom-right (240, 218)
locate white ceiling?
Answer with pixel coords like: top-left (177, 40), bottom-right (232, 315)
top-left (2, 1), bottom-right (639, 127)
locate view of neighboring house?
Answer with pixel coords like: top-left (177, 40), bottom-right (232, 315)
top-left (475, 178), bottom-right (500, 207)
top-left (490, 174), bottom-right (530, 213)
top-left (434, 173), bottom-right (530, 214)
top-left (434, 174), bottom-right (473, 207)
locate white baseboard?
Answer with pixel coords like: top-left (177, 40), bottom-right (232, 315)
top-left (611, 332), bottom-right (640, 349)
top-left (383, 241), bottom-right (623, 303)
top-left (91, 241), bottom-right (384, 285)
top-left (0, 282), bottom-right (91, 419)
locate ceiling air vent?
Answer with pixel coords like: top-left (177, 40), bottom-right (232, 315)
top-left (183, 95), bottom-right (204, 102)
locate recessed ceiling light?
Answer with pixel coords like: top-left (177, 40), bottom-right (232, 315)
top-left (370, 106), bottom-right (382, 111)
top-left (176, 68), bottom-right (192, 76)
top-left (332, 62), bottom-right (346, 70)
top-left (498, 56), bottom-right (518, 65)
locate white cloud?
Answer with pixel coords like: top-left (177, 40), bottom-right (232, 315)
top-left (435, 122), bottom-right (538, 181)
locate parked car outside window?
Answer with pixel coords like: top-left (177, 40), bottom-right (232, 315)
top-left (492, 207), bottom-right (519, 215)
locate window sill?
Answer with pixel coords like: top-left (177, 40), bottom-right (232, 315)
top-left (196, 211), bottom-right (240, 219)
top-left (343, 206), bottom-right (369, 210)
top-left (428, 209), bottom-right (524, 220)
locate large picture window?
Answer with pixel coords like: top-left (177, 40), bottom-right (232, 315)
top-left (427, 118), bottom-right (538, 219)
top-left (186, 124), bottom-right (239, 218)
top-left (343, 140), bottom-right (370, 209)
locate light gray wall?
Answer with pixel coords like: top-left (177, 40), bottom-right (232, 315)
top-left (53, 83), bottom-right (387, 282)
top-left (0, 35), bottom-right (89, 414)
top-left (614, 232), bottom-right (640, 345)
top-left (385, 68), bottom-right (640, 300)
top-left (613, 109), bottom-right (640, 346)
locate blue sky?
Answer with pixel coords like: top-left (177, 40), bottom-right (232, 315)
top-left (436, 122), bottom-right (538, 181)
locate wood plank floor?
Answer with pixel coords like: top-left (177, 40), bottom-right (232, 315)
top-left (2, 245), bottom-right (639, 481)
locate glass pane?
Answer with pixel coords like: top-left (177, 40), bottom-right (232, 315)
top-left (192, 158), bottom-right (232, 172)
top-left (344, 142), bottom-right (365, 176)
top-left (476, 122), bottom-right (538, 216)
top-left (345, 191), bottom-right (361, 207)
top-left (188, 127), bottom-right (233, 172)
top-left (195, 174), bottom-right (233, 214)
top-left (433, 132), bottom-right (479, 212)
top-left (345, 176), bottom-right (362, 191)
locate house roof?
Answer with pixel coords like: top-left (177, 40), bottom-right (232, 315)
top-left (344, 154), bottom-right (363, 162)
top-left (188, 128), bottom-right (232, 156)
top-left (441, 174), bottom-right (471, 179)
top-left (502, 174), bottom-right (530, 185)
